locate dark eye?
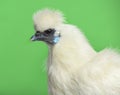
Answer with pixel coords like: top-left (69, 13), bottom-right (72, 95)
top-left (44, 29), bottom-right (55, 35)
top-left (36, 31), bottom-right (40, 33)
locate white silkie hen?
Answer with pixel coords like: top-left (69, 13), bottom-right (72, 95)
top-left (31, 9), bottom-right (120, 95)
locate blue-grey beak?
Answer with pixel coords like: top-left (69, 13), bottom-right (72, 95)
top-left (31, 35), bottom-right (37, 41)
top-left (30, 32), bottom-right (45, 41)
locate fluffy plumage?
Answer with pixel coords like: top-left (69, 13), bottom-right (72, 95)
top-left (33, 9), bottom-right (65, 32)
top-left (32, 9), bottom-right (120, 95)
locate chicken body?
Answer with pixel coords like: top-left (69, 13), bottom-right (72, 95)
top-left (47, 25), bottom-right (120, 95)
top-left (31, 9), bottom-right (120, 95)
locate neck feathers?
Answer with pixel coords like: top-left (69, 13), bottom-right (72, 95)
top-left (48, 24), bottom-right (96, 67)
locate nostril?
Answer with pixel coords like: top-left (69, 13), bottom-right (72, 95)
top-left (35, 33), bottom-right (40, 36)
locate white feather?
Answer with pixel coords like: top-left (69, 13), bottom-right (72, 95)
top-left (33, 9), bottom-right (120, 95)
top-left (33, 9), bottom-right (65, 32)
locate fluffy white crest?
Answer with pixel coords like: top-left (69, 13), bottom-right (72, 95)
top-left (33, 9), bottom-right (65, 32)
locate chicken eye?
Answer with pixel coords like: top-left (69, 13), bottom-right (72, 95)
top-left (44, 29), bottom-right (55, 35)
top-left (36, 31), bottom-right (40, 33)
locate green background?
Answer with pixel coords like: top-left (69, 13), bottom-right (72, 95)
top-left (0, 0), bottom-right (120, 95)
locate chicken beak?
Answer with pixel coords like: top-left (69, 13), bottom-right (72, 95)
top-left (31, 35), bottom-right (37, 41)
top-left (30, 35), bottom-right (42, 41)
top-left (30, 33), bottom-right (45, 41)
